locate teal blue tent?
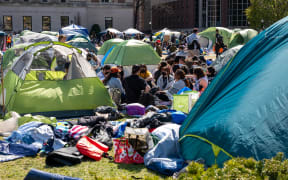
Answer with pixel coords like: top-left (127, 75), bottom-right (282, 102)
top-left (180, 16), bottom-right (288, 167)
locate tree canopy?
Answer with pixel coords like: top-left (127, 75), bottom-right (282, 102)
top-left (246, 0), bottom-right (288, 30)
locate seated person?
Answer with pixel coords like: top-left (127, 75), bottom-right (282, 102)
top-left (139, 64), bottom-right (155, 87)
top-left (193, 68), bottom-right (208, 93)
top-left (167, 69), bottom-right (190, 97)
top-left (103, 67), bottom-right (125, 95)
top-left (97, 65), bottom-right (111, 81)
top-left (157, 65), bottom-right (174, 91)
top-left (123, 65), bottom-right (150, 104)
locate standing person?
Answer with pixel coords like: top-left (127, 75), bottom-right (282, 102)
top-left (215, 29), bottom-right (225, 57)
top-left (186, 28), bottom-right (200, 56)
top-left (6, 34), bottom-right (12, 49)
top-left (155, 40), bottom-right (162, 57)
top-left (123, 65), bottom-right (150, 103)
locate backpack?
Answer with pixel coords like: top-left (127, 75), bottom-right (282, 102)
top-left (108, 88), bottom-right (121, 106)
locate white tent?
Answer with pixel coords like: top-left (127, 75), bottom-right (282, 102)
top-left (123, 28), bottom-right (143, 35)
top-left (106, 28), bottom-right (122, 35)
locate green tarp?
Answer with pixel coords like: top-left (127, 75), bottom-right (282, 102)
top-left (180, 16), bottom-right (288, 167)
top-left (104, 39), bottom-right (161, 66)
top-left (98, 38), bottom-right (124, 55)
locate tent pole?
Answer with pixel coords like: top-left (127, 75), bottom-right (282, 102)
top-left (0, 54), bottom-right (5, 114)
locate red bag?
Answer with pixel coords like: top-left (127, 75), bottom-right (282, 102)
top-left (113, 138), bottom-right (144, 164)
top-left (76, 136), bottom-right (108, 161)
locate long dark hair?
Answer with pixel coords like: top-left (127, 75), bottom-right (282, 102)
top-left (193, 68), bottom-right (206, 79)
top-left (103, 72), bottom-right (118, 85)
top-left (175, 69), bottom-right (190, 87)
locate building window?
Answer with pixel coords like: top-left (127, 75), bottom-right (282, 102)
top-left (42, 0), bottom-right (48, 2)
top-left (23, 16), bottom-right (32, 30)
top-left (3, 16), bottom-right (12, 31)
top-left (204, 0), bottom-right (221, 27)
top-left (61, 16), bottom-right (69, 27)
top-left (105, 17), bottom-right (113, 29)
top-left (24, 0), bottom-right (29, 2)
top-left (229, 0), bottom-right (250, 27)
top-left (102, 0), bottom-right (111, 2)
top-left (60, 0), bottom-right (66, 2)
top-left (42, 16), bottom-right (51, 31)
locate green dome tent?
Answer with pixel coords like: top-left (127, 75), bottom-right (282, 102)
top-left (229, 29), bottom-right (258, 48)
top-left (98, 38), bottom-right (124, 55)
top-left (199, 27), bottom-right (258, 48)
top-left (180, 16), bottom-right (288, 167)
top-left (0, 41), bottom-right (113, 117)
top-left (198, 27), bottom-right (233, 47)
top-left (2, 43), bottom-right (31, 71)
top-left (104, 39), bottom-right (161, 66)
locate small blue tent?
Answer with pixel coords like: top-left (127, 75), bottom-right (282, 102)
top-left (59, 24), bottom-right (89, 41)
top-left (180, 16), bottom-right (288, 166)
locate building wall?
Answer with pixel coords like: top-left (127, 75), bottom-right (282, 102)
top-left (86, 5), bottom-right (133, 31)
top-left (152, 0), bottom-right (195, 31)
top-left (0, 0), bottom-right (133, 33)
top-left (152, 0), bottom-right (249, 31)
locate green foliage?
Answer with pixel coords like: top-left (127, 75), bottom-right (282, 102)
top-left (179, 153), bottom-right (288, 180)
top-left (90, 24), bottom-right (101, 35)
top-left (246, 0), bottom-right (288, 30)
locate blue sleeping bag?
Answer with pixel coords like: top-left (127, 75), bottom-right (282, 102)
top-left (24, 169), bottom-right (82, 180)
top-left (144, 124), bottom-right (187, 176)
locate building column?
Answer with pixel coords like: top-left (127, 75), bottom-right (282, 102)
top-left (199, 0), bottom-right (203, 28)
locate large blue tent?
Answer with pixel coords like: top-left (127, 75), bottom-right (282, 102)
top-left (180, 16), bottom-right (288, 166)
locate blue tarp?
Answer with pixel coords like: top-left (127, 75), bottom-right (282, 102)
top-left (180, 16), bottom-right (288, 166)
top-left (59, 24), bottom-right (89, 41)
top-left (0, 140), bottom-right (38, 162)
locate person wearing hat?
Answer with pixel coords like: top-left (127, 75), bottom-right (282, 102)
top-left (103, 67), bottom-right (125, 95)
top-left (155, 40), bottom-right (162, 57)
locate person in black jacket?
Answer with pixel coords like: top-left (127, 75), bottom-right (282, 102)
top-left (123, 65), bottom-right (150, 103)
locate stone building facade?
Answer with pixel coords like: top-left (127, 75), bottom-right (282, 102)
top-left (0, 0), bottom-right (134, 33)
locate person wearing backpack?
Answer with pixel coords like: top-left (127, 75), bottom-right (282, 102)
top-left (186, 28), bottom-right (201, 56)
top-left (215, 29), bottom-right (226, 57)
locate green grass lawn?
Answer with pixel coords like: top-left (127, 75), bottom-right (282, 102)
top-left (0, 154), bottom-right (165, 180)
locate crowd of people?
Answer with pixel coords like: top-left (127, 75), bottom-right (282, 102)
top-left (84, 28), bottom-right (221, 107)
